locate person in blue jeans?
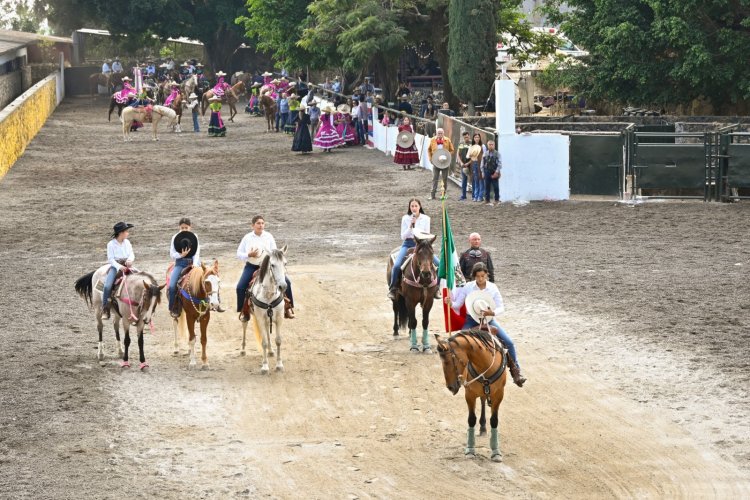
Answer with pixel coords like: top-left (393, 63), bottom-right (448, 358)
top-left (469, 133), bottom-right (486, 201)
top-left (456, 132), bottom-right (471, 200)
top-left (388, 198), bottom-right (440, 300)
top-left (449, 262), bottom-right (526, 387)
top-left (483, 140), bottom-right (501, 205)
top-left (102, 222), bottom-right (136, 319)
top-left (278, 92), bottom-right (290, 133)
top-left (168, 218), bottom-right (208, 317)
top-left (187, 93), bottom-right (200, 132)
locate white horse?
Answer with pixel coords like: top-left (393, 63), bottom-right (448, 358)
top-left (241, 247), bottom-right (288, 374)
top-left (75, 265), bottom-right (165, 369)
top-left (121, 105), bottom-right (179, 142)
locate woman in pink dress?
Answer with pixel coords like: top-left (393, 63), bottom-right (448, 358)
top-left (313, 105), bottom-right (345, 153)
top-left (393, 116), bottom-right (420, 170)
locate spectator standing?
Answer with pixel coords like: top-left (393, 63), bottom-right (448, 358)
top-left (427, 128), bottom-right (455, 200)
top-left (456, 131), bottom-right (471, 200)
top-left (398, 94), bottom-right (413, 116)
top-left (468, 133), bottom-right (486, 201)
top-left (483, 140), bottom-right (501, 205)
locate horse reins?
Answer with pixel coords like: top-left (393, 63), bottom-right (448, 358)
top-left (402, 246), bottom-right (437, 289)
top-left (444, 332), bottom-right (507, 405)
top-left (251, 292), bottom-right (284, 336)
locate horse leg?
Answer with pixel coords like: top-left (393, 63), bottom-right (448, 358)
top-left (260, 318), bottom-right (270, 375)
top-left (172, 315), bottom-right (180, 355)
top-left (121, 323), bottom-right (131, 368)
top-left (113, 316), bottom-right (123, 358)
top-left (96, 308), bottom-right (104, 361)
top-left (490, 399), bottom-right (502, 462)
top-left (421, 298), bottom-right (432, 353)
top-left (152, 118), bottom-right (159, 142)
top-left (200, 316), bottom-right (209, 370)
top-left (479, 399), bottom-right (487, 436)
top-left (392, 299), bottom-right (399, 336)
top-left (187, 319), bottom-right (197, 369)
top-left (465, 394), bottom-right (477, 457)
top-left (274, 313), bottom-right (283, 372)
top-left (137, 325), bottom-right (148, 370)
top-left (241, 319), bottom-right (247, 356)
top-left (406, 297), bottom-right (419, 353)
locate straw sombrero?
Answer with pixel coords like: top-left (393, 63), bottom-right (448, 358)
top-left (465, 290), bottom-right (497, 324)
top-left (337, 103), bottom-right (351, 114)
top-left (262, 71), bottom-right (272, 77)
top-left (215, 71), bottom-right (227, 77)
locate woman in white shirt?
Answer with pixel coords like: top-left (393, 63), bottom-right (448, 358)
top-left (168, 217), bottom-right (201, 317)
top-left (450, 262), bottom-right (526, 387)
top-left (387, 198), bottom-right (439, 300)
top-left (102, 222), bottom-right (135, 319)
top-left (235, 215), bottom-right (294, 320)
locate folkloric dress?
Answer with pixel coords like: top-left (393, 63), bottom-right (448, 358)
top-left (292, 112), bottom-right (313, 152)
top-left (208, 102), bottom-right (226, 137)
top-left (212, 77), bottom-right (231, 99)
top-left (393, 123), bottom-right (419, 165)
top-left (313, 112), bottom-right (344, 150)
top-left (114, 82), bottom-right (136, 104)
top-left (338, 113), bottom-right (356, 144)
top-left (164, 88), bottom-right (179, 107)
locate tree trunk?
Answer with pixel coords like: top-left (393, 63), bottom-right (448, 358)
top-left (467, 100), bottom-right (475, 116)
top-left (429, 7), bottom-right (460, 111)
top-left (203, 25), bottom-right (244, 74)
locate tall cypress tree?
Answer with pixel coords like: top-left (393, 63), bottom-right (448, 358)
top-left (448, 0), bottom-right (498, 114)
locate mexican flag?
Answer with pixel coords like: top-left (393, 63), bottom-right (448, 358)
top-left (438, 203), bottom-right (465, 332)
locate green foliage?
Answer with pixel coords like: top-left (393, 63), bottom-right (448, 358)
top-left (1, 0), bottom-right (42, 33)
top-left (542, 0), bottom-right (750, 110)
top-left (447, 0), bottom-right (497, 105)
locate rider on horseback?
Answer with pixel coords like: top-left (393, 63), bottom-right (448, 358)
top-left (168, 218), bottom-right (201, 318)
top-left (388, 198), bottom-right (440, 301)
top-left (449, 262), bottom-right (526, 387)
top-left (102, 222), bottom-right (135, 320)
top-left (212, 71), bottom-right (231, 99)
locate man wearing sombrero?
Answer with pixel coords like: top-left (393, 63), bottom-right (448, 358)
top-left (449, 262), bottom-right (526, 387)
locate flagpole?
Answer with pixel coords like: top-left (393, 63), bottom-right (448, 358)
top-left (441, 178), bottom-right (451, 334)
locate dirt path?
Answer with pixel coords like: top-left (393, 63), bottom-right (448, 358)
top-left (0, 97), bottom-right (748, 498)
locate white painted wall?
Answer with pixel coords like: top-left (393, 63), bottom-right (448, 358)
top-left (497, 133), bottom-right (570, 201)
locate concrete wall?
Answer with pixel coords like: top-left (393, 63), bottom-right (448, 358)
top-left (0, 71), bottom-right (24, 110)
top-left (0, 73), bottom-right (59, 180)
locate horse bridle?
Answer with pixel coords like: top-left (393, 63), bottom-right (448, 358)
top-left (440, 334), bottom-right (500, 389)
top-left (403, 244), bottom-right (437, 289)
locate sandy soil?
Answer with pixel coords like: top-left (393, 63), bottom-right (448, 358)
top-left (0, 97), bottom-right (749, 498)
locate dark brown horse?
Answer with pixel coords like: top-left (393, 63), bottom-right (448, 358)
top-left (260, 94), bottom-right (277, 132)
top-left (169, 260), bottom-right (222, 370)
top-left (435, 329), bottom-right (508, 462)
top-left (386, 235), bottom-right (438, 352)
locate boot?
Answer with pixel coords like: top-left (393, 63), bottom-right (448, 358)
top-left (509, 363), bottom-right (526, 388)
top-left (239, 298), bottom-right (251, 323)
top-left (284, 298), bottom-right (295, 319)
top-left (387, 286), bottom-right (399, 301)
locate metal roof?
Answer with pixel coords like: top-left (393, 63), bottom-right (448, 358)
top-left (75, 28), bottom-right (203, 46)
top-left (0, 39), bottom-right (27, 58)
top-left (0, 29), bottom-right (72, 45)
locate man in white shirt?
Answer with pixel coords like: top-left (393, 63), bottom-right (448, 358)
top-left (112, 58), bottom-right (123, 73)
top-left (102, 59), bottom-right (112, 75)
top-left (235, 215), bottom-right (295, 320)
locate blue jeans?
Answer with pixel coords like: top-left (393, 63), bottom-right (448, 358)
top-left (463, 317), bottom-right (520, 368)
top-left (356, 119), bottom-right (366, 144)
top-left (471, 161), bottom-right (484, 200)
top-left (279, 111), bottom-right (289, 131)
top-left (460, 167), bottom-right (468, 199)
top-left (390, 240), bottom-right (440, 288)
top-left (236, 262), bottom-right (294, 312)
top-left (484, 169), bottom-right (499, 202)
top-left (192, 111), bottom-right (199, 132)
top-left (102, 266), bottom-right (117, 307)
top-left (275, 111), bottom-right (281, 131)
top-left (169, 258), bottom-right (192, 310)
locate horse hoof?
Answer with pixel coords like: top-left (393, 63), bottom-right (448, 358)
top-left (97, 352), bottom-right (104, 361)
top-left (464, 449), bottom-right (476, 457)
top-left (201, 363), bottom-right (209, 371)
top-left (173, 349), bottom-right (179, 356)
top-left (188, 362), bottom-right (196, 370)
top-left (120, 361), bottom-right (131, 368)
top-left (422, 346), bottom-right (433, 354)
top-left (479, 429), bottom-right (487, 437)
top-left (139, 362), bottom-right (149, 370)
top-left (491, 453), bottom-right (503, 463)
top-left (275, 364), bottom-right (284, 373)
top-left (240, 350), bottom-right (246, 356)
top-left (393, 331), bottom-right (399, 337)
top-left (260, 366), bottom-right (269, 375)
top-left (410, 346), bottom-right (420, 353)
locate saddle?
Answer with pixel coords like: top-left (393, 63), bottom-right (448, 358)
top-left (241, 270), bottom-right (294, 319)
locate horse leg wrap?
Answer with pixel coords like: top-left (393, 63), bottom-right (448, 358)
top-left (490, 428), bottom-right (502, 461)
top-left (465, 427), bottom-right (476, 455)
top-left (409, 329), bottom-right (418, 351)
top-left (421, 329), bottom-right (430, 348)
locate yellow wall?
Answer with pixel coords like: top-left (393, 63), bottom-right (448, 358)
top-left (0, 75), bottom-right (58, 180)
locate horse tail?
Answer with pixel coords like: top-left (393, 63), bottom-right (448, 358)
top-left (74, 271), bottom-right (95, 307)
top-left (397, 294), bottom-right (408, 330)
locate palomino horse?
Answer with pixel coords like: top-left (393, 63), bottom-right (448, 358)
top-left (201, 81), bottom-right (246, 121)
top-left (241, 247), bottom-right (288, 374)
top-left (259, 94), bottom-right (277, 132)
top-left (75, 265), bottom-right (165, 369)
top-left (121, 105), bottom-right (178, 141)
top-left (435, 330), bottom-right (508, 462)
top-left (169, 260), bottom-right (221, 370)
top-left (386, 234), bottom-right (438, 352)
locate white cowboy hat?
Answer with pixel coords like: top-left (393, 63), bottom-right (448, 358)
top-left (121, 76), bottom-right (132, 81)
top-left (288, 82), bottom-right (297, 87)
top-left (216, 71), bottom-right (227, 76)
top-left (159, 63), bottom-right (168, 68)
top-left (262, 71), bottom-right (273, 76)
top-left (271, 78), bottom-right (280, 84)
top-left (465, 290), bottom-right (497, 324)
top-left (188, 93), bottom-right (198, 100)
top-left (307, 99), bottom-right (318, 106)
top-left (196, 63), bottom-right (204, 67)
top-left (322, 105), bottom-right (336, 114)
top-left (337, 103), bottom-right (351, 114)
top-left (180, 62), bottom-right (188, 67)
top-left (209, 96), bottom-right (222, 102)
top-left (251, 82), bottom-right (262, 87)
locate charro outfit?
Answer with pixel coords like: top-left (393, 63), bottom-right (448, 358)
top-left (393, 123), bottom-right (419, 166)
top-left (428, 136), bottom-right (455, 199)
top-left (459, 247), bottom-right (495, 283)
top-left (168, 233), bottom-right (201, 313)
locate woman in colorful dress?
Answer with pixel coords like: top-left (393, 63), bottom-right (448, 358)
top-left (393, 116), bottom-right (419, 170)
top-left (208, 96), bottom-right (226, 137)
top-left (284, 93), bottom-right (300, 134)
top-left (313, 105), bottom-right (344, 152)
top-left (211, 71), bottom-right (231, 99)
top-left (163, 82), bottom-right (180, 107)
top-left (291, 104), bottom-right (313, 153)
top-left (335, 104), bottom-right (356, 146)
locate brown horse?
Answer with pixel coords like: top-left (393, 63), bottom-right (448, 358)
top-left (386, 234), bottom-right (438, 352)
top-left (89, 73), bottom-right (111, 97)
top-left (169, 91), bottom-right (184, 130)
top-left (201, 81), bottom-right (245, 121)
top-left (260, 94), bottom-right (277, 132)
top-left (170, 260), bottom-right (222, 370)
top-left (435, 329), bottom-right (508, 462)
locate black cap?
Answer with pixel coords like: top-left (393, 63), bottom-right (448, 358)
top-left (112, 222), bottom-right (134, 238)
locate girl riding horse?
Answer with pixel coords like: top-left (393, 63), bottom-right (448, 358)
top-left (102, 222), bottom-right (136, 319)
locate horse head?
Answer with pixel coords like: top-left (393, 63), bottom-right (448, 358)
top-left (435, 334), bottom-right (467, 395)
top-left (259, 245), bottom-right (288, 295)
top-left (414, 235), bottom-right (437, 286)
top-left (202, 260), bottom-right (222, 310)
top-left (141, 277), bottom-right (166, 325)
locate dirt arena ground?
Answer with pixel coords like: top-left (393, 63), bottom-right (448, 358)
top-left (0, 96), bottom-right (749, 498)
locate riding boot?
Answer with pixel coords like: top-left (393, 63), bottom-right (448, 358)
top-left (508, 359), bottom-right (527, 387)
top-left (388, 269), bottom-right (401, 301)
top-left (284, 297), bottom-right (295, 319)
top-left (239, 297), bottom-right (251, 323)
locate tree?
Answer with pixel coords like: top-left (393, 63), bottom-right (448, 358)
top-left (542, 0), bottom-right (750, 112)
top-left (1, 0), bottom-right (42, 33)
top-left (37, 0), bottom-right (249, 72)
top-left (447, 0), bottom-right (497, 115)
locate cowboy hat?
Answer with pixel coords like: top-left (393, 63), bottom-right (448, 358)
top-left (397, 130), bottom-right (415, 149)
top-left (432, 149), bottom-right (452, 170)
top-left (262, 71), bottom-right (272, 76)
top-left (288, 82), bottom-right (297, 87)
top-left (121, 76), bottom-right (132, 81)
top-left (400, 94), bottom-right (408, 100)
top-left (280, 76), bottom-right (288, 81)
top-left (170, 81), bottom-right (179, 87)
top-left (216, 71), bottom-right (227, 77)
top-left (322, 104), bottom-right (336, 114)
top-left (209, 95), bottom-right (222, 102)
top-left (173, 231), bottom-right (198, 259)
top-left (307, 99), bottom-right (318, 106)
top-left (412, 229), bottom-right (435, 242)
top-left (251, 82), bottom-right (262, 87)
top-left (465, 290), bottom-right (497, 324)
top-left (159, 63), bottom-right (168, 68)
top-left (196, 63), bottom-right (204, 68)
top-left (337, 103), bottom-right (350, 113)
top-left (188, 92), bottom-right (198, 100)
top-left (271, 78), bottom-right (280, 84)
top-left (111, 222), bottom-right (134, 239)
